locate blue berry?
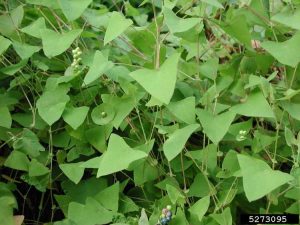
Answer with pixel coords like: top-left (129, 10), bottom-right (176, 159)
top-left (166, 216), bottom-right (171, 222)
top-left (160, 218), bottom-right (168, 224)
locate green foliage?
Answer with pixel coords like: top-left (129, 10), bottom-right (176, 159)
top-left (1, 0), bottom-right (300, 224)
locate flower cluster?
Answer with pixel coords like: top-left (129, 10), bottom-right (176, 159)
top-left (71, 47), bottom-right (82, 69)
top-left (236, 130), bottom-right (247, 141)
top-left (159, 205), bottom-right (172, 225)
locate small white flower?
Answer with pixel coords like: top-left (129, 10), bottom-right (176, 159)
top-left (239, 130), bottom-right (247, 135)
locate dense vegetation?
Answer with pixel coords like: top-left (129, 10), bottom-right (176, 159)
top-left (0, 0), bottom-right (300, 224)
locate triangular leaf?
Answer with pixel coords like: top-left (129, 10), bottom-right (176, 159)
top-left (37, 85), bottom-right (70, 126)
top-left (97, 134), bottom-right (148, 177)
top-left (62, 106), bottom-right (89, 130)
top-left (130, 53), bottom-right (180, 104)
top-left (12, 42), bottom-right (40, 59)
top-left (163, 124), bottom-right (199, 161)
top-left (230, 90), bottom-right (274, 118)
top-left (189, 196), bottom-right (210, 222)
top-left (20, 17), bottom-right (46, 38)
top-left (59, 162), bottom-right (84, 184)
top-left (197, 110), bottom-right (236, 144)
top-left (83, 51), bottom-right (114, 86)
top-left (0, 35), bottom-right (11, 55)
top-left (166, 97), bottom-right (195, 124)
top-left (261, 32), bottom-right (300, 67)
top-left (272, 7), bottom-right (300, 30)
top-left (94, 182), bottom-right (119, 212)
top-left (68, 198), bottom-right (113, 225)
top-left (4, 151), bottom-right (30, 171)
top-left (0, 106), bottom-right (12, 128)
top-left (58, 0), bottom-right (93, 21)
top-left (41, 29), bottom-right (82, 58)
top-left (163, 7), bottom-right (199, 33)
top-left (28, 159), bottom-right (49, 177)
top-left (104, 12), bottom-right (133, 45)
top-left (237, 154), bottom-right (294, 202)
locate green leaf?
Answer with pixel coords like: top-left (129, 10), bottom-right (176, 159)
top-left (41, 29), bottom-right (82, 58)
top-left (166, 184), bottom-right (185, 204)
top-left (261, 32), bottom-right (300, 67)
top-left (94, 182), bottom-right (119, 212)
top-left (163, 124), bottom-right (199, 161)
top-left (280, 102), bottom-right (300, 121)
top-left (28, 159), bottom-right (49, 177)
top-left (62, 106), bottom-right (89, 130)
top-left (85, 125), bottom-right (111, 152)
top-left (4, 151), bottom-right (30, 171)
top-left (104, 12), bottom-right (133, 45)
top-left (189, 196), bottom-right (210, 222)
top-left (221, 15), bottom-right (252, 48)
top-left (237, 154), bottom-right (294, 202)
top-left (37, 85), bottom-right (70, 126)
top-left (0, 36), bottom-right (11, 55)
top-left (0, 107), bottom-right (12, 128)
top-left (0, 5), bottom-right (23, 37)
top-left (58, 0), bottom-right (93, 21)
top-left (201, 0), bottom-right (224, 8)
top-left (285, 126), bottom-right (296, 147)
top-left (163, 7), bottom-right (199, 33)
top-left (197, 110), bottom-right (236, 144)
top-left (272, 7), bottom-right (300, 30)
top-left (185, 144), bottom-right (218, 174)
top-left (199, 58), bottom-right (219, 80)
top-left (91, 103), bottom-right (115, 125)
top-left (0, 59), bottom-right (28, 75)
top-left (59, 162), bottom-right (84, 184)
top-left (12, 42), bottom-right (40, 59)
top-left (83, 51), bottom-right (114, 86)
top-left (217, 150), bottom-right (240, 178)
top-left (97, 134), bottom-right (148, 177)
top-left (21, 17), bottom-right (46, 38)
top-left (138, 208), bottom-right (149, 225)
top-left (130, 53), bottom-right (180, 104)
top-left (210, 207), bottom-right (232, 225)
top-left (171, 208), bottom-right (189, 225)
top-left (68, 198), bottom-right (113, 225)
top-left (188, 173), bottom-right (215, 197)
top-left (102, 93), bottom-right (144, 128)
top-left (230, 90), bottom-right (274, 118)
top-left (13, 128), bottom-right (45, 158)
top-left (26, 0), bottom-right (60, 9)
top-left (166, 97), bottom-right (195, 124)
top-left (0, 195), bottom-right (15, 225)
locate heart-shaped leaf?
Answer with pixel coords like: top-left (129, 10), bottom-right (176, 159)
top-left (130, 53), bottom-right (180, 104)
